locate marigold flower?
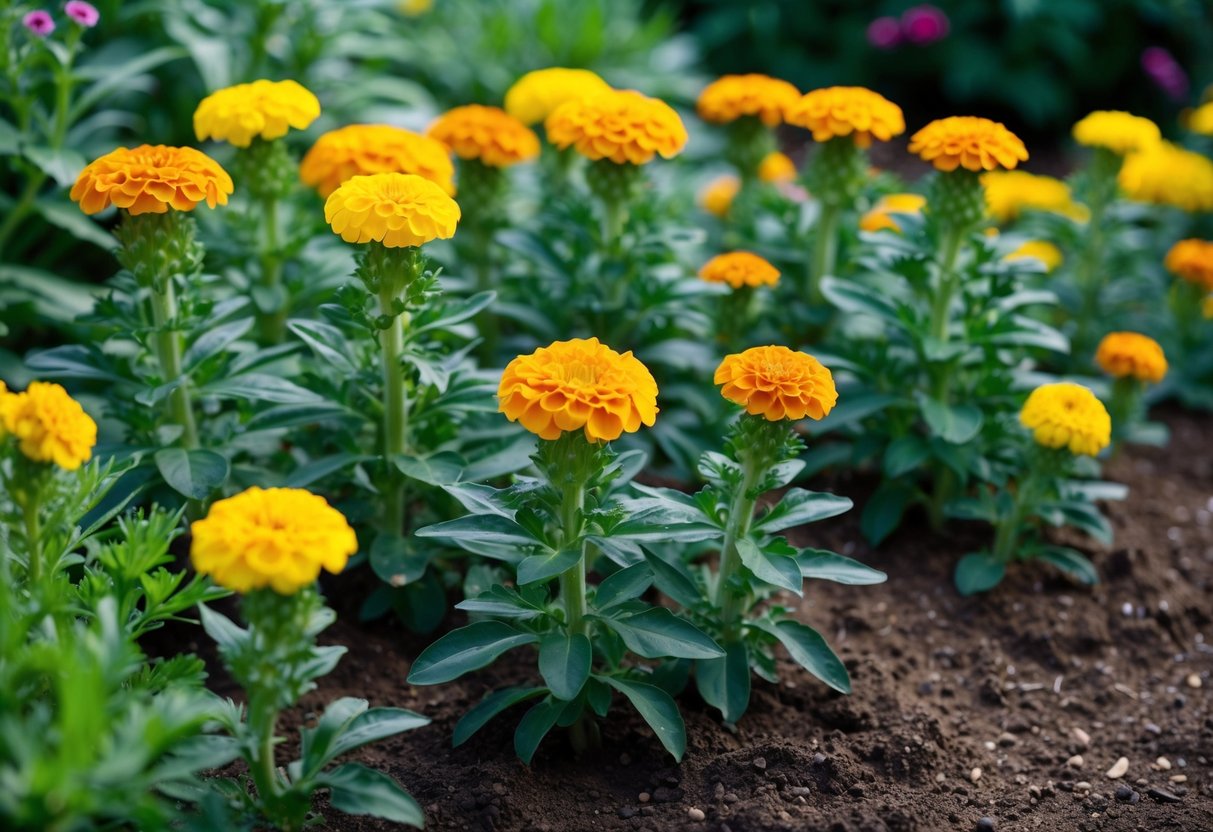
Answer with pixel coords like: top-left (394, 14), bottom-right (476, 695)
top-left (757, 151), bottom-right (796, 184)
top-left (545, 90), bottom-right (687, 165)
top-left (697, 74), bottom-right (800, 128)
top-left (504, 67), bottom-right (612, 126)
top-left (300, 124), bottom-right (455, 198)
top-left (699, 252), bottom-right (780, 289)
top-left (1119, 141), bottom-right (1213, 212)
top-left (65, 1), bottom-right (99, 27)
top-left (859, 192), bottom-right (926, 232)
top-left (428, 104), bottom-right (540, 167)
top-left (982, 171), bottom-right (1086, 223)
top-left (1004, 240), bottom-right (1063, 272)
top-left (1095, 332), bottom-right (1167, 384)
top-left (70, 145), bottom-right (233, 215)
top-left (1019, 382), bottom-right (1111, 457)
top-left (714, 346), bottom-right (838, 422)
top-left (498, 337), bottom-right (658, 442)
top-left (1190, 102), bottom-right (1213, 136)
top-left (1164, 238), bottom-right (1213, 291)
top-left (324, 173), bottom-right (459, 248)
top-left (190, 487), bottom-right (357, 595)
top-left (0, 381), bottom-right (97, 470)
top-left (700, 175), bottom-right (740, 218)
top-left (1072, 110), bottom-right (1161, 155)
top-left (785, 86), bottom-right (904, 148)
top-left (908, 116), bottom-right (1028, 172)
top-left (193, 79), bottom-right (320, 148)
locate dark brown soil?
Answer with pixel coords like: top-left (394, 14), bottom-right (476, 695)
top-left (198, 408), bottom-right (1213, 832)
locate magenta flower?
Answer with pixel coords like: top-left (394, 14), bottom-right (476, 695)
top-left (1141, 47), bottom-right (1188, 101)
top-left (65, 1), bottom-right (100, 27)
top-left (902, 5), bottom-right (950, 45)
top-left (22, 10), bottom-right (55, 36)
top-left (866, 16), bottom-right (902, 50)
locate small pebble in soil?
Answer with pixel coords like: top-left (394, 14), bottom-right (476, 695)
top-left (1146, 786), bottom-right (1182, 803)
top-left (638, 793), bottom-right (650, 804)
top-left (752, 757), bottom-right (767, 771)
top-left (687, 807), bottom-right (705, 822)
top-left (1185, 673), bottom-right (1202, 689)
top-left (1115, 785), bottom-right (1140, 804)
top-left (1106, 757), bottom-right (1129, 779)
top-left (975, 818), bottom-right (996, 832)
top-left (1170, 774), bottom-right (1187, 784)
top-left (1156, 757), bottom-right (1172, 771)
top-left (970, 767), bottom-right (982, 783)
top-left (1067, 755), bottom-right (1084, 768)
top-left (617, 806), bottom-right (637, 820)
top-left (998, 733), bottom-right (1016, 747)
top-left (1075, 782), bottom-right (1093, 792)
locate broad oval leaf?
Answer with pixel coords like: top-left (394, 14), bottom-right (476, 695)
top-left (538, 632), bottom-right (592, 701)
top-left (453, 687), bottom-right (547, 748)
top-left (154, 448), bottom-right (229, 500)
top-left (602, 676), bottom-right (687, 761)
top-left (695, 641), bottom-right (751, 724)
top-left (753, 488), bottom-right (853, 533)
top-left (321, 763), bottom-right (423, 828)
top-left (598, 608), bottom-right (723, 660)
top-left (750, 618), bottom-right (850, 694)
top-left (407, 621), bottom-right (539, 685)
top-left (796, 550), bottom-right (888, 585)
top-left (954, 551), bottom-right (1007, 596)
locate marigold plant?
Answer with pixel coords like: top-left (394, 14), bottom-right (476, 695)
top-left (714, 345), bottom-right (838, 421)
top-left (698, 251), bottom-right (780, 289)
top-left (545, 89), bottom-right (687, 165)
top-left (1071, 110), bottom-right (1161, 155)
top-left (981, 170), bottom-right (1086, 223)
top-left (1019, 382), bottom-right (1111, 457)
top-left (1005, 239), bottom-right (1064, 272)
top-left (785, 86), bottom-right (905, 148)
top-left (1165, 238), bottom-right (1213, 291)
top-left (697, 73), bottom-right (800, 127)
top-left (70, 145), bottom-right (233, 214)
top-left (0, 381), bottom-right (97, 471)
top-left (428, 104), bottom-right (540, 167)
top-left (1095, 332), bottom-right (1167, 384)
top-left (757, 151), bottom-right (796, 184)
top-left (859, 192), bottom-right (925, 232)
top-left (1118, 141), bottom-right (1213, 212)
top-left (300, 124), bottom-right (456, 197)
top-left (700, 174), bottom-right (740, 218)
top-left (324, 172), bottom-right (460, 248)
top-left (908, 116), bottom-right (1028, 172)
top-left (193, 79), bottom-right (320, 148)
top-left (504, 67), bottom-right (611, 126)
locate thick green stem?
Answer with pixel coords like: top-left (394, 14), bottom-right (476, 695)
top-left (22, 491), bottom-right (42, 587)
top-left (715, 456), bottom-right (760, 639)
top-left (251, 705), bottom-right (280, 808)
top-left (150, 281), bottom-right (200, 451)
top-left (928, 225), bottom-right (966, 344)
top-left (993, 473), bottom-right (1035, 563)
top-left (378, 285), bottom-right (409, 536)
top-left (601, 197), bottom-right (627, 260)
top-left (557, 468), bottom-right (590, 752)
top-left (257, 196), bottom-right (287, 343)
top-left (807, 202), bottom-right (841, 304)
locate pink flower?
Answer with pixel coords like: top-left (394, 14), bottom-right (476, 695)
top-left (866, 16), bottom-right (902, 50)
top-left (1141, 47), bottom-right (1188, 101)
top-left (65, 1), bottom-right (100, 27)
top-left (902, 4), bottom-right (950, 45)
top-left (22, 10), bottom-right (55, 36)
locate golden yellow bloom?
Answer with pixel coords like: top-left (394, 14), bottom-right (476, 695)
top-left (1190, 102), bottom-right (1213, 136)
top-left (1095, 332), bottom-right (1167, 384)
top-left (859, 193), bottom-right (926, 232)
top-left (981, 171), bottom-right (1086, 223)
top-left (498, 337), bottom-right (658, 442)
top-left (71, 145), bottom-right (233, 215)
top-left (1164, 238), bottom-right (1213, 291)
top-left (545, 89), bottom-right (687, 165)
top-left (1005, 240), bottom-right (1064, 272)
top-left (757, 151), bottom-right (796, 184)
top-left (697, 74), bottom-right (800, 128)
top-left (398, 0), bottom-right (432, 15)
top-left (784, 86), bottom-right (904, 148)
top-left (193, 79), bottom-right (320, 148)
top-left (504, 67), bottom-right (612, 126)
top-left (324, 173), bottom-right (459, 248)
top-left (190, 487), bottom-right (357, 595)
top-left (699, 174), bottom-right (740, 218)
top-left (428, 104), bottom-right (540, 167)
top-left (300, 124), bottom-right (455, 198)
top-left (1119, 142), bottom-right (1213, 212)
top-left (908, 117), bottom-right (1028, 172)
top-left (1019, 382), bottom-right (1111, 457)
top-left (0, 381), bottom-right (97, 470)
top-left (698, 251), bottom-right (780, 289)
top-left (714, 346), bottom-right (837, 422)
top-left (1072, 110), bottom-right (1161, 155)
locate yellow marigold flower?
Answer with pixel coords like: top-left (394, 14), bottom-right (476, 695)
top-left (908, 116), bottom-right (1028, 172)
top-left (699, 174), bottom-right (740, 218)
top-left (324, 172), bottom-right (459, 248)
top-left (699, 251), bottom-right (780, 289)
top-left (1019, 382), bottom-right (1111, 457)
top-left (1164, 238), bottom-right (1213, 291)
top-left (697, 74), bottom-right (800, 128)
top-left (428, 104), bottom-right (540, 168)
top-left (498, 337), bottom-right (658, 442)
top-left (1119, 142), bottom-right (1213, 212)
top-left (859, 193), bottom-right (926, 232)
top-left (300, 124), bottom-right (455, 198)
top-left (504, 67), bottom-right (612, 126)
top-left (1005, 240), bottom-right (1064, 272)
top-left (190, 487), bottom-right (357, 595)
top-left (784, 86), bottom-right (904, 148)
top-left (1, 381), bottom-right (97, 470)
top-left (981, 171), bottom-right (1086, 223)
top-left (1190, 102), bottom-right (1213, 136)
top-left (71, 145), bottom-right (233, 215)
top-left (1095, 332), bottom-right (1167, 384)
top-left (757, 151), bottom-right (796, 184)
top-left (1072, 110), bottom-right (1161, 155)
top-left (193, 79), bottom-right (320, 148)
top-left (714, 346), bottom-right (838, 422)
top-left (545, 89), bottom-right (687, 165)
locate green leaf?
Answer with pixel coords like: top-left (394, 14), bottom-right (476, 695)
top-left (324, 707), bottom-right (430, 764)
top-left (35, 197), bottom-right (117, 250)
top-left (796, 550), bottom-right (887, 585)
top-left (954, 552), bottom-right (1007, 596)
top-left (514, 696), bottom-right (565, 765)
top-left (644, 552), bottom-right (703, 608)
top-left (23, 145), bottom-right (86, 186)
top-left (183, 319), bottom-right (253, 371)
top-left (737, 538), bottom-right (802, 594)
top-left (197, 603), bottom-right (247, 653)
top-left (516, 547), bottom-right (581, 585)
top-left (153, 448), bottom-right (229, 500)
top-left (369, 534), bottom-right (429, 589)
top-left (416, 514), bottom-right (539, 548)
top-left (917, 394), bottom-right (983, 444)
top-left (454, 687), bottom-right (547, 747)
top-left (456, 586), bottom-right (546, 620)
top-left (593, 563), bottom-right (653, 610)
top-left (753, 488), bottom-right (853, 533)
top-left (750, 619), bottom-right (850, 693)
top-left (602, 676), bottom-right (687, 761)
top-left (301, 697), bottom-right (367, 774)
top-left (1034, 546), bottom-right (1098, 586)
top-left (860, 481), bottom-right (914, 546)
top-left (539, 632), bottom-right (591, 701)
top-left (203, 374), bottom-right (323, 404)
top-left (283, 452), bottom-right (368, 488)
top-left (394, 451), bottom-right (466, 486)
top-left (696, 641), bottom-right (750, 724)
top-left (288, 319), bottom-right (357, 375)
top-left (883, 436), bottom-right (931, 478)
top-left (407, 621), bottom-right (539, 685)
top-left (322, 763), bottom-right (423, 828)
top-left (806, 392), bottom-right (900, 436)
top-left (598, 608), bottom-right (724, 660)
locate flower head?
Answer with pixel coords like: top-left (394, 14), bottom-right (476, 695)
top-left (70, 145), bottom-right (233, 215)
top-left (64, 1), bottom-right (99, 27)
top-left (504, 67), bottom-right (612, 126)
top-left (860, 192), bottom-right (925, 232)
top-left (1071, 110), bottom-right (1161, 156)
top-left (785, 86), bottom-right (905, 148)
top-left (757, 151), bottom-right (796, 184)
top-left (23, 10), bottom-right (54, 36)
top-left (324, 172), bottom-right (459, 248)
top-left (545, 89), bottom-right (687, 165)
top-left (1019, 382), bottom-right (1111, 457)
top-left (699, 252), bottom-right (780, 289)
top-left (697, 74), bottom-right (800, 128)
top-left (498, 337), bottom-right (658, 442)
top-left (0, 381), bottom-right (96, 470)
top-left (300, 124), bottom-right (455, 198)
top-left (1004, 240), bottom-right (1063, 272)
top-left (700, 175), bottom-right (740, 218)
top-left (902, 4), bottom-right (950, 44)
top-left (1142, 47), bottom-right (1188, 101)
top-left (909, 116), bottom-right (1028, 172)
top-left (1119, 142), bottom-right (1213, 212)
top-left (981, 171), bottom-right (1086, 223)
top-left (428, 104), bottom-right (540, 167)
top-left (1164, 238), bottom-right (1213, 291)
top-left (1190, 102), bottom-right (1213, 136)
top-left (867, 16), bottom-right (901, 49)
top-left (193, 79), bottom-right (320, 148)
top-left (190, 487), bottom-right (357, 595)
top-left (714, 346), bottom-right (838, 422)
top-left (1095, 332), bottom-right (1167, 384)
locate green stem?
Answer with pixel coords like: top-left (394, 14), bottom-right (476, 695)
top-left (601, 197), bottom-right (627, 260)
top-left (556, 469), bottom-right (590, 753)
top-left (715, 455), bottom-right (760, 639)
top-left (993, 471), bottom-right (1036, 563)
top-left (378, 284), bottom-right (409, 536)
top-left (472, 226), bottom-right (499, 365)
top-left (0, 173), bottom-right (44, 259)
top-left (257, 196), bottom-right (287, 344)
top-left (928, 225), bottom-right (966, 344)
top-left (807, 202), bottom-right (841, 304)
top-left (22, 490), bottom-right (42, 588)
top-left (1073, 199), bottom-right (1107, 360)
top-left (150, 280), bottom-right (200, 451)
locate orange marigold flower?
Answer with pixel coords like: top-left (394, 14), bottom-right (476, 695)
top-left (1119, 142), bottom-right (1213, 212)
top-left (908, 116), bottom-right (1028, 172)
top-left (193, 79), bottom-right (320, 148)
top-left (1164, 238), bottom-right (1213, 291)
top-left (545, 90), bottom-right (687, 165)
top-left (300, 124), bottom-right (455, 198)
top-left (0, 381), bottom-right (97, 470)
top-left (699, 251), bottom-right (780, 289)
top-left (1019, 382), bottom-right (1111, 457)
top-left (784, 86), bottom-right (905, 148)
top-left (700, 175), bottom-right (740, 218)
top-left (859, 193), bottom-right (925, 232)
top-left (71, 145), bottom-right (233, 215)
top-left (428, 104), bottom-right (540, 167)
top-left (324, 173), bottom-right (460, 248)
top-left (498, 337), bottom-right (658, 442)
top-left (504, 67), bottom-right (612, 126)
top-left (1095, 332), bottom-right (1167, 384)
top-left (714, 346), bottom-right (838, 422)
top-left (1004, 240), bottom-right (1064, 272)
top-left (1072, 110), bottom-right (1161, 155)
top-left (697, 74), bottom-right (800, 128)
top-left (757, 151), bottom-right (796, 184)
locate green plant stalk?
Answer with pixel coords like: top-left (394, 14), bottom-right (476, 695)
top-left (257, 196), bottom-right (287, 343)
top-left (715, 454), bottom-right (761, 641)
top-left (602, 196), bottom-right (628, 264)
top-left (149, 280), bottom-right (200, 451)
top-left (556, 462), bottom-right (591, 751)
top-left (1073, 200), bottom-right (1107, 360)
top-left (472, 224), bottom-right (499, 364)
top-left (807, 202), bottom-right (841, 304)
top-left (21, 486), bottom-right (43, 588)
top-left (378, 284), bottom-right (409, 536)
top-left (992, 471), bottom-right (1037, 564)
top-left (925, 224), bottom-right (967, 530)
